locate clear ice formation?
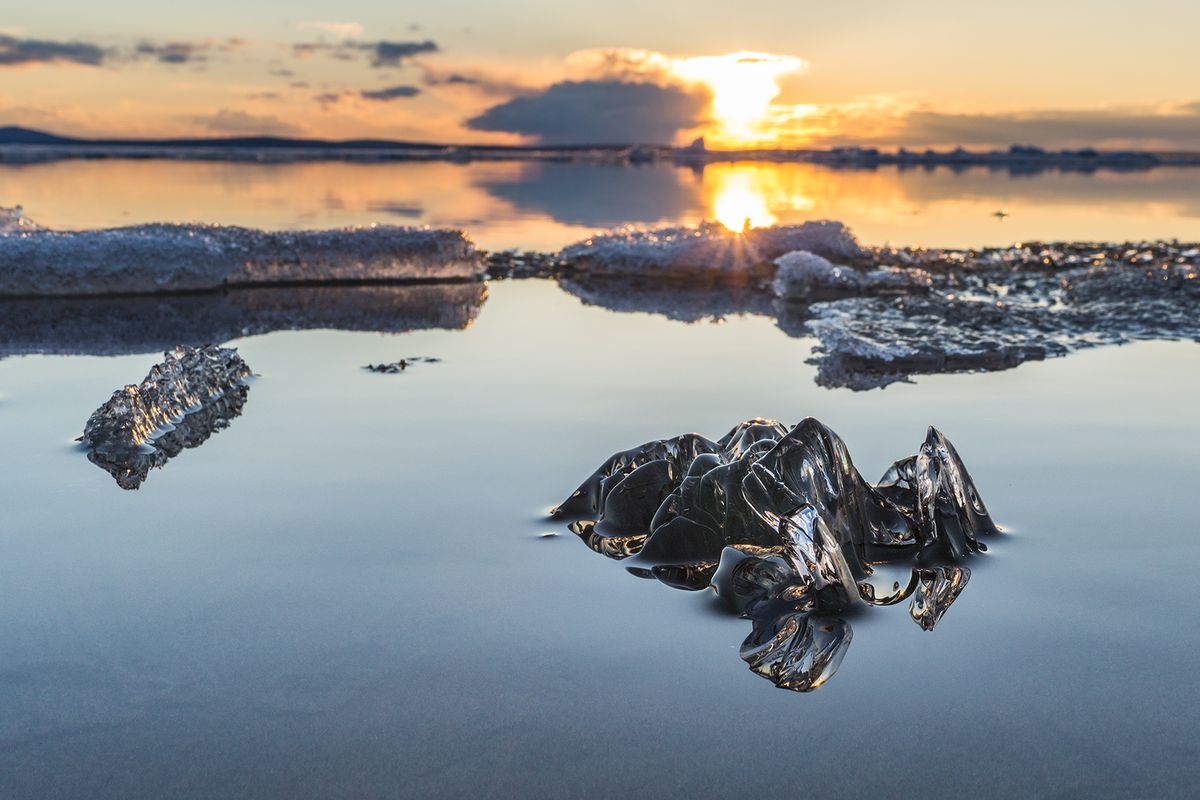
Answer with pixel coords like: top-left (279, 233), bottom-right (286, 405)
top-left (0, 284), bottom-right (487, 360)
top-left (81, 345), bottom-right (251, 489)
top-left (0, 207), bottom-right (482, 296)
top-left (553, 418), bottom-right (996, 692)
top-left (553, 223), bottom-right (1200, 389)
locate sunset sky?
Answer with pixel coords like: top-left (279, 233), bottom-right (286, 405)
top-left (4, 1), bottom-right (1200, 149)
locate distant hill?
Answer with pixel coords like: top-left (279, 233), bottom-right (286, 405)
top-left (0, 125), bottom-right (615, 152)
top-left (0, 127), bottom-right (82, 146)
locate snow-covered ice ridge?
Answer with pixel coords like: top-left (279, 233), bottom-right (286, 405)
top-left (0, 207), bottom-right (482, 296)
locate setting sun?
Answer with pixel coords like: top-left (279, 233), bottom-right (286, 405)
top-left (672, 51), bottom-right (806, 147)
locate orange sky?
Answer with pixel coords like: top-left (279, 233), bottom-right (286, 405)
top-left (4, 2), bottom-right (1200, 148)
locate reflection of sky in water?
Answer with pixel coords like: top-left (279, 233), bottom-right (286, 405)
top-left (6, 159), bottom-right (1200, 250)
top-left (0, 280), bottom-right (1198, 796)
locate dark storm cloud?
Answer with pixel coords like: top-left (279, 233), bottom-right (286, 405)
top-left (291, 39), bottom-right (438, 67)
top-left (467, 80), bottom-right (710, 145)
top-left (0, 34), bottom-right (108, 66)
top-left (360, 84), bottom-right (421, 101)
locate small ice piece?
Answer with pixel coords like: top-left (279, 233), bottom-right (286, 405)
top-left (82, 345), bottom-right (250, 452)
top-left (773, 251), bottom-right (934, 301)
top-left (740, 613), bottom-right (852, 692)
top-left (772, 251), bottom-right (864, 299)
top-left (0, 214), bottom-right (482, 296)
top-left (909, 566), bottom-right (971, 631)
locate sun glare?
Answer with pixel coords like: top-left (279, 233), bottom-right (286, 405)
top-left (711, 171), bottom-right (776, 231)
top-left (672, 52), bottom-right (806, 147)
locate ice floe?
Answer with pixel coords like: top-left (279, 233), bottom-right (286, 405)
top-left (0, 207), bottom-right (483, 296)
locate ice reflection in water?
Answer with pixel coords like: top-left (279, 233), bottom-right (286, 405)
top-left (553, 418), bottom-right (996, 692)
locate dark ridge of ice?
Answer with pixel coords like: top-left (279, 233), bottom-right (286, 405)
top-left (553, 417), bottom-right (998, 691)
top-left (0, 207), bottom-right (482, 297)
top-left (81, 345), bottom-right (251, 489)
top-left (0, 284), bottom-right (487, 360)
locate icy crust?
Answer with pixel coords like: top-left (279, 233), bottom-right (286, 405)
top-left (559, 220), bottom-right (862, 279)
top-left (805, 244), bottom-right (1200, 388)
top-left (0, 284), bottom-right (486, 359)
top-left (553, 417), bottom-right (997, 692)
top-left (553, 222), bottom-right (1200, 388)
top-left (0, 209), bottom-right (483, 296)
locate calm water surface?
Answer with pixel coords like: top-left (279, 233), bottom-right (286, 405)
top-left (0, 162), bottom-right (1198, 798)
top-left (5, 158), bottom-right (1200, 249)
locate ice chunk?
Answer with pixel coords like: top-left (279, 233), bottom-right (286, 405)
top-left (909, 566), bottom-right (971, 631)
top-left (554, 417), bottom-right (997, 691)
top-left (560, 220), bottom-right (861, 279)
top-left (81, 345), bottom-right (251, 488)
top-left (0, 215), bottom-right (482, 296)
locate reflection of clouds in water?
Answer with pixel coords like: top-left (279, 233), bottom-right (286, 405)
top-left (475, 162), bottom-right (705, 228)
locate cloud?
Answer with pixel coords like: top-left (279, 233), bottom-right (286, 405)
top-left (370, 40), bottom-right (438, 67)
top-left (298, 21), bottom-right (364, 37)
top-left (291, 39), bottom-right (438, 67)
top-left (467, 80), bottom-right (710, 145)
top-left (313, 91), bottom-right (351, 109)
top-left (135, 41), bottom-right (205, 65)
top-left (193, 109), bottom-right (304, 136)
top-left (361, 84), bottom-right (421, 101)
top-left (888, 105), bottom-right (1200, 149)
top-left (0, 33), bottom-right (107, 67)
top-left (420, 65), bottom-right (532, 98)
top-left (131, 38), bottom-right (251, 65)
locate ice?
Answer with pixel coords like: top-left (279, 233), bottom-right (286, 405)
top-left (554, 417), bottom-right (997, 691)
top-left (772, 250), bottom-right (933, 301)
top-left (559, 220), bottom-right (861, 279)
top-left (81, 345), bottom-right (251, 489)
top-left (0, 208), bottom-right (482, 296)
top-left (551, 221), bottom-right (1200, 388)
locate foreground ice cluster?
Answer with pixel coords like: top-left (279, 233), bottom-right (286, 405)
top-left (81, 345), bottom-right (251, 489)
top-left (553, 417), bottom-right (996, 691)
top-left (553, 222), bottom-right (1200, 388)
top-left (0, 207), bottom-right (482, 296)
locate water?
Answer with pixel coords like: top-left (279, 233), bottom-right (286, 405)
top-left (6, 158), bottom-right (1200, 250)
top-left (1, 162), bottom-right (1199, 798)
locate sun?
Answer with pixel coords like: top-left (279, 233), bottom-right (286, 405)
top-left (672, 52), bottom-right (806, 147)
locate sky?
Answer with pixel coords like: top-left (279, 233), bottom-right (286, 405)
top-left (3, 0), bottom-right (1200, 149)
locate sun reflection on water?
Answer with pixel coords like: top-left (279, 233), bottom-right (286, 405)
top-left (706, 164), bottom-right (814, 231)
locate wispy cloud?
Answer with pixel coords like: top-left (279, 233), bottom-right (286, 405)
top-left (291, 39), bottom-right (438, 67)
top-left (361, 84), bottom-right (421, 101)
top-left (297, 21), bottom-right (364, 37)
top-left (0, 33), bottom-right (107, 67)
top-left (193, 109), bottom-right (305, 136)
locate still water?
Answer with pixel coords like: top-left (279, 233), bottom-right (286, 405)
top-left (0, 161), bottom-right (1198, 798)
top-left (5, 158), bottom-right (1200, 249)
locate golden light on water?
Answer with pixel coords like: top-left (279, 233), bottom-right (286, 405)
top-left (705, 164), bottom-right (815, 231)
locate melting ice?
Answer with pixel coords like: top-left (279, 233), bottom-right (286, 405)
top-left (553, 417), bottom-right (997, 692)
